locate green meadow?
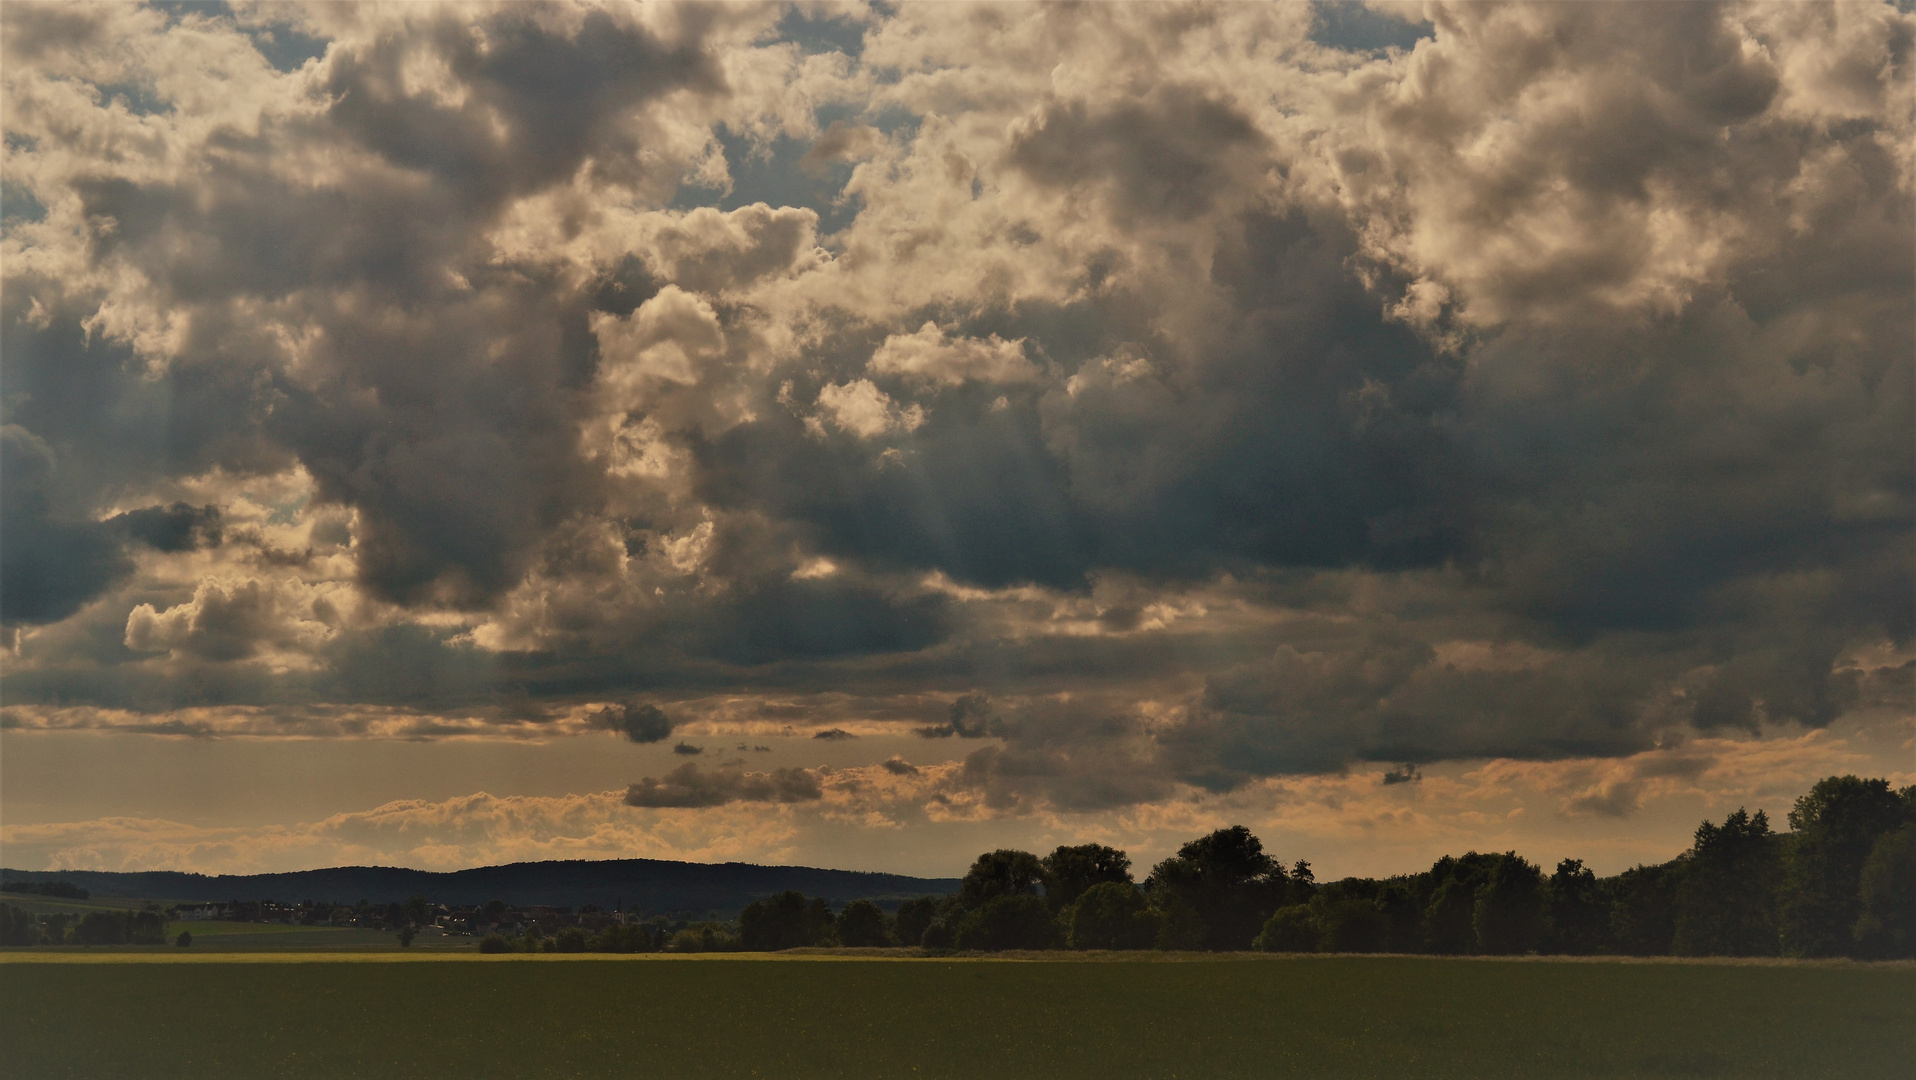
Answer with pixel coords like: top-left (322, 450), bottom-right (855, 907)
top-left (2, 953), bottom-right (1908, 1079)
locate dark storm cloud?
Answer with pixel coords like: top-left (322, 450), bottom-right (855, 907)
top-left (107, 503), bottom-right (222, 552)
top-left (1006, 84), bottom-right (1265, 221)
top-left (591, 702), bottom-right (676, 744)
top-left (623, 762), bottom-right (823, 808)
top-left (0, 425), bottom-right (129, 626)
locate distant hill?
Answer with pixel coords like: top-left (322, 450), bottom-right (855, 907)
top-left (0, 859), bottom-right (959, 917)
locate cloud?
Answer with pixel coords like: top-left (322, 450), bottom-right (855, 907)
top-left (124, 577), bottom-right (332, 663)
top-left (591, 702), bottom-right (676, 744)
top-left (868, 322), bottom-right (1038, 386)
top-left (0, 0), bottom-right (1907, 841)
top-left (815, 379), bottom-right (925, 438)
top-left (623, 763), bottom-right (824, 808)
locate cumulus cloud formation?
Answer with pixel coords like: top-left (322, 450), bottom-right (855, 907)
top-left (624, 763), bottom-right (824, 808)
top-left (1, 0), bottom-right (1909, 853)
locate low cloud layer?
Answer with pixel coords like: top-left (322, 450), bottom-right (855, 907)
top-left (1, 1), bottom-right (1909, 859)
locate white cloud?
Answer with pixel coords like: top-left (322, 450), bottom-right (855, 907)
top-left (868, 321), bottom-right (1037, 385)
top-left (816, 378), bottom-right (925, 438)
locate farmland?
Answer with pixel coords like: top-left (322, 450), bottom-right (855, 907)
top-left (2, 952), bottom-right (1908, 1079)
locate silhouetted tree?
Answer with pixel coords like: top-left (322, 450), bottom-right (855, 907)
top-left (954, 894), bottom-right (1057, 951)
top-left (1780, 776), bottom-right (1912, 957)
top-left (1473, 854), bottom-right (1545, 955)
top-left (396, 925), bottom-right (417, 947)
top-left (1146, 826), bottom-right (1290, 950)
top-left (1422, 865), bottom-right (1482, 954)
top-left (895, 896), bottom-right (940, 948)
top-left (403, 895), bottom-right (433, 928)
top-left (478, 933), bottom-right (512, 953)
top-left (1153, 896), bottom-right (1206, 951)
top-left (1376, 884), bottom-right (1422, 952)
top-left (836, 899), bottom-right (892, 947)
top-left (1067, 881), bottom-right (1156, 950)
top-left (1042, 844), bottom-right (1132, 912)
top-left (960, 850), bottom-right (1048, 909)
top-left (74, 911), bottom-right (126, 946)
top-left (1610, 862), bottom-right (1679, 956)
top-left (1544, 859), bottom-right (1608, 955)
top-left (0, 903), bottom-right (39, 946)
top-left (738, 891), bottom-right (832, 951)
top-left (175, 930), bottom-right (192, 947)
top-left (1853, 824), bottom-right (1916, 959)
top-left (552, 927), bottom-right (588, 952)
top-left (1673, 808), bottom-right (1782, 957)
top-left (129, 908), bottom-right (167, 945)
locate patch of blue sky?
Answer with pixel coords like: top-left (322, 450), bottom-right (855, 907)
top-left (1307, 1), bottom-right (1433, 55)
top-left (674, 123), bottom-right (866, 237)
top-left (1, 181), bottom-right (47, 229)
top-left (94, 81), bottom-right (172, 117)
top-left (771, 4), bottom-right (873, 59)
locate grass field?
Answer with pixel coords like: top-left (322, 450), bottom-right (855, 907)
top-left (1, 953), bottom-right (1908, 1079)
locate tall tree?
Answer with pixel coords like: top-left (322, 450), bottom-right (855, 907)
top-left (835, 899), bottom-right (892, 948)
top-left (1780, 776), bottom-right (1912, 957)
top-left (1609, 863), bottom-right (1679, 956)
top-left (738, 890), bottom-right (831, 951)
top-left (1852, 824), bottom-right (1916, 959)
top-left (1042, 844), bottom-right (1132, 912)
top-left (1145, 826), bottom-right (1290, 951)
top-left (1544, 859), bottom-right (1609, 955)
top-left (1673, 808), bottom-right (1783, 957)
top-left (1472, 855), bottom-right (1545, 955)
top-left (959, 850), bottom-right (1048, 910)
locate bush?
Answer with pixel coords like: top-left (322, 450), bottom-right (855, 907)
top-left (589, 924), bottom-right (652, 953)
top-left (1067, 882), bottom-right (1157, 950)
top-left (954, 894), bottom-right (1058, 951)
top-left (396, 926), bottom-right (417, 948)
top-left (1254, 905), bottom-right (1317, 952)
top-left (175, 930), bottom-right (192, 947)
top-left (1153, 898), bottom-right (1206, 951)
top-left (668, 923), bottom-right (740, 953)
top-left (552, 927), bottom-right (588, 953)
top-left (919, 919), bottom-right (955, 950)
top-left (1316, 898), bottom-right (1388, 953)
top-left (478, 934), bottom-right (512, 953)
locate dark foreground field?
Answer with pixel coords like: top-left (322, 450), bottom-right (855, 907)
top-left (2, 954), bottom-right (1909, 1079)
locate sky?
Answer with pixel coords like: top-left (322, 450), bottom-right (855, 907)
top-left (1, 0), bottom-right (1911, 882)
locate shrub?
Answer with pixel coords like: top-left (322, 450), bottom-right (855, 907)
top-left (1316, 898), bottom-right (1389, 953)
top-left (1067, 882), bottom-right (1157, 950)
top-left (552, 927), bottom-right (589, 953)
top-left (175, 930), bottom-right (192, 947)
top-left (954, 894), bottom-right (1058, 951)
top-left (478, 934), bottom-right (512, 954)
top-left (1253, 905), bottom-right (1317, 952)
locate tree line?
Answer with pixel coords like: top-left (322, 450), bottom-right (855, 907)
top-left (648, 774), bottom-right (1916, 959)
top-left (4, 774), bottom-right (1909, 958)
